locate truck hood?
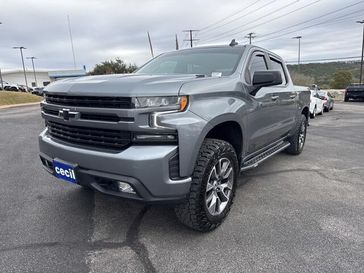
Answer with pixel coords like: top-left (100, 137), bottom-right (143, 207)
top-left (45, 74), bottom-right (206, 97)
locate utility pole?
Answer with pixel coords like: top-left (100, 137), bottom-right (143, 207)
top-left (183, 30), bottom-right (199, 48)
top-left (0, 68), bottom-right (3, 90)
top-left (13, 46), bottom-right (28, 90)
top-left (147, 32), bottom-right (154, 58)
top-left (175, 34), bottom-right (179, 50)
top-left (292, 36), bottom-right (302, 71)
top-left (357, 20), bottom-right (364, 84)
top-left (67, 15), bottom-right (77, 69)
top-left (245, 32), bottom-right (256, 44)
top-left (27, 56), bottom-right (37, 87)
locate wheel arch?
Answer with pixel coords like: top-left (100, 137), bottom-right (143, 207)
top-left (302, 106), bottom-right (309, 120)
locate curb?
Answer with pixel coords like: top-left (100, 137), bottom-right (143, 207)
top-left (0, 102), bottom-right (41, 110)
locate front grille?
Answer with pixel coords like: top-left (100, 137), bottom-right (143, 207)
top-left (43, 108), bottom-right (59, 116)
top-left (47, 121), bottom-right (131, 150)
top-left (42, 107), bottom-right (134, 123)
top-left (45, 94), bottom-right (132, 109)
top-left (80, 113), bottom-right (134, 122)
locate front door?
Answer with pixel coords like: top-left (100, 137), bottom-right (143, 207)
top-left (245, 52), bottom-right (283, 154)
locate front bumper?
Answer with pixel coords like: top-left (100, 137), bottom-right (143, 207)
top-left (39, 129), bottom-right (191, 203)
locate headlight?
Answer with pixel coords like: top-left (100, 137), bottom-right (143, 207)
top-left (133, 96), bottom-right (188, 111)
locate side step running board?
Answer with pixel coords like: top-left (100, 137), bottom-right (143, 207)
top-left (240, 141), bottom-right (291, 172)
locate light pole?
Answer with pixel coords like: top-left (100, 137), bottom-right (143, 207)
top-left (292, 36), bottom-right (302, 71)
top-left (26, 56), bottom-right (37, 87)
top-left (357, 20), bottom-right (364, 84)
top-left (13, 46), bottom-right (28, 90)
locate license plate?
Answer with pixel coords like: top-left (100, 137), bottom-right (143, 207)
top-left (53, 159), bottom-right (77, 184)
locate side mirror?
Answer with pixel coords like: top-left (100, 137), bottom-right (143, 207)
top-left (251, 71), bottom-right (282, 95)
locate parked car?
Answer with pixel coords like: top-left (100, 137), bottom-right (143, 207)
top-left (0, 81), bottom-right (9, 90)
top-left (32, 87), bottom-right (44, 96)
top-left (345, 84), bottom-right (364, 101)
top-left (39, 44), bottom-right (311, 231)
top-left (4, 84), bottom-right (19, 92)
top-left (318, 90), bottom-right (334, 111)
top-left (309, 89), bottom-right (324, 118)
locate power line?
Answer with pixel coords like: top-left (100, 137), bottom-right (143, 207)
top-left (199, 0), bottom-right (272, 35)
top-left (199, 0), bottom-right (278, 40)
top-left (183, 30), bottom-right (199, 48)
top-left (201, 0), bottom-right (364, 45)
top-left (255, 8), bottom-right (364, 43)
top-left (254, 1), bottom-right (364, 42)
top-left (201, 0), bottom-right (301, 42)
top-left (203, 0), bottom-right (320, 43)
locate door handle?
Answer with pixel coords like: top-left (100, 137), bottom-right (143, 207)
top-left (271, 95), bottom-right (279, 101)
top-left (289, 93), bottom-right (297, 99)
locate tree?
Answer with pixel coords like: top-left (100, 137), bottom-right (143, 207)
top-left (89, 58), bottom-right (138, 75)
top-left (330, 70), bottom-right (352, 89)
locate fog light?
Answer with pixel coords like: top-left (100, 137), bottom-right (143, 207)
top-left (117, 181), bottom-right (136, 194)
top-left (134, 134), bottom-right (176, 141)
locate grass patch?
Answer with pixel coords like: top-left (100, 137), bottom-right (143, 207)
top-left (0, 91), bottom-right (42, 106)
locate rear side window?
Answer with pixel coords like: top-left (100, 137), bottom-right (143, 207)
top-left (246, 54), bottom-right (267, 84)
top-left (269, 57), bottom-right (287, 85)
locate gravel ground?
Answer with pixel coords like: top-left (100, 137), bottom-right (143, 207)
top-left (0, 102), bottom-right (363, 273)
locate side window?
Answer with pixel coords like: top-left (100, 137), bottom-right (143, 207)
top-left (246, 54), bottom-right (267, 84)
top-left (269, 57), bottom-right (287, 85)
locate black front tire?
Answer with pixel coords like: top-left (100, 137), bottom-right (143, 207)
top-left (175, 138), bottom-right (238, 232)
top-left (285, 114), bottom-right (308, 155)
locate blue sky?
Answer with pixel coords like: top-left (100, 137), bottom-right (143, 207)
top-left (0, 0), bottom-right (363, 71)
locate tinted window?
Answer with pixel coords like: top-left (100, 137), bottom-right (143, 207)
top-left (247, 54), bottom-right (267, 83)
top-left (270, 58), bottom-right (287, 85)
top-left (136, 47), bottom-right (244, 76)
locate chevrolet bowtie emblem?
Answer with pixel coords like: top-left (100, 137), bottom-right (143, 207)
top-left (59, 109), bottom-right (79, 121)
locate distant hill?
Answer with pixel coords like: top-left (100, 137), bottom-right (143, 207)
top-left (287, 61), bottom-right (362, 88)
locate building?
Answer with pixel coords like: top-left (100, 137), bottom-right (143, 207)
top-left (0, 69), bottom-right (87, 88)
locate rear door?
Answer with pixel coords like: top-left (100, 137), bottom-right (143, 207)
top-left (245, 52), bottom-right (283, 153)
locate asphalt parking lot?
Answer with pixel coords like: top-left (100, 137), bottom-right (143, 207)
top-left (0, 102), bottom-right (363, 273)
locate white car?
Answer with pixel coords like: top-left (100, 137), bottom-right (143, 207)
top-left (309, 89), bottom-right (324, 118)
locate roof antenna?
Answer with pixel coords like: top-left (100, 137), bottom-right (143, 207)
top-left (229, 39), bottom-right (238, 47)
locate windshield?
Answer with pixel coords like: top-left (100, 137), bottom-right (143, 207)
top-left (136, 47), bottom-right (244, 76)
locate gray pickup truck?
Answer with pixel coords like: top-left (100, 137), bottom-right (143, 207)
top-left (39, 44), bottom-right (310, 231)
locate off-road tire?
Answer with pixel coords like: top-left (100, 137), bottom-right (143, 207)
top-left (285, 114), bottom-right (308, 155)
top-left (175, 138), bottom-right (238, 232)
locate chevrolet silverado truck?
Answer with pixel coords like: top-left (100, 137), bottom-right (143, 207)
top-left (39, 44), bottom-right (310, 232)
